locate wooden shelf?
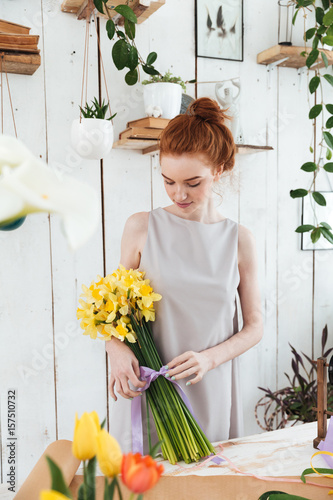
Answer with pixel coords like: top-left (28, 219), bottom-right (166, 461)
top-left (112, 138), bottom-right (274, 156)
top-left (0, 52), bottom-right (40, 75)
top-left (257, 45), bottom-right (333, 69)
top-left (61, 0), bottom-right (166, 22)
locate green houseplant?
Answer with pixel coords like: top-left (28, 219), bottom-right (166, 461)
top-left (290, 0), bottom-right (333, 246)
top-left (71, 97), bottom-right (117, 160)
top-left (255, 325), bottom-right (333, 431)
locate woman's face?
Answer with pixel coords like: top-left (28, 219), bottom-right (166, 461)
top-left (160, 153), bottom-right (222, 211)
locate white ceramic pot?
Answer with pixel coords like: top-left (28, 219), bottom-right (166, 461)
top-left (71, 118), bottom-right (114, 160)
top-left (143, 82), bottom-right (183, 119)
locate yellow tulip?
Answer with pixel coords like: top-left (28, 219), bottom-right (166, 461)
top-left (96, 429), bottom-right (122, 477)
top-left (72, 411), bottom-right (100, 460)
top-left (40, 490), bottom-right (70, 500)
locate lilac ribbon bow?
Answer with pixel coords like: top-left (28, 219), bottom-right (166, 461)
top-left (131, 365), bottom-right (224, 465)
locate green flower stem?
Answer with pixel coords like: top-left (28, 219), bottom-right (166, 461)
top-left (83, 461), bottom-right (87, 500)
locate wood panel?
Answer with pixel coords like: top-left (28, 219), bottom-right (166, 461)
top-left (42, 3), bottom-right (107, 441)
top-left (0, 0), bottom-right (55, 482)
top-left (257, 45), bottom-right (333, 70)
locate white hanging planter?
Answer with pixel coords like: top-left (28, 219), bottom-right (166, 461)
top-left (143, 82), bottom-right (183, 119)
top-left (71, 117), bottom-right (114, 160)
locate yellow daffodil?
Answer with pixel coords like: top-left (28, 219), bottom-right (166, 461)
top-left (72, 411), bottom-right (100, 461)
top-left (96, 429), bottom-right (122, 477)
top-left (40, 491), bottom-right (70, 500)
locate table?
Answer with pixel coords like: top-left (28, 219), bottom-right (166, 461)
top-left (8, 421), bottom-right (333, 500)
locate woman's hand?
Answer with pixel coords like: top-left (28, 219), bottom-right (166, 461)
top-left (106, 338), bottom-right (146, 401)
top-left (165, 350), bottom-right (214, 386)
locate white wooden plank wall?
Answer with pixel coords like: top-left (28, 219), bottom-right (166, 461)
top-left (0, 0), bottom-right (332, 486)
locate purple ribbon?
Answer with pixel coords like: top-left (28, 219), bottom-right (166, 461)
top-left (131, 365), bottom-right (224, 465)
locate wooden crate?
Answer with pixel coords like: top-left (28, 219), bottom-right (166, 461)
top-left (257, 44), bottom-right (333, 69)
top-left (61, 0), bottom-right (166, 23)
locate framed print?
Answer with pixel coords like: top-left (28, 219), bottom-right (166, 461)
top-left (195, 0), bottom-right (244, 62)
top-left (301, 191), bottom-right (333, 251)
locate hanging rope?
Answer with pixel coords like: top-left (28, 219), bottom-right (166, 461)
top-left (92, 10), bottom-right (113, 121)
top-left (79, 10), bottom-right (114, 123)
top-left (0, 53), bottom-right (18, 137)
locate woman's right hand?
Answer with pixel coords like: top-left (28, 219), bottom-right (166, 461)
top-left (106, 337), bottom-right (146, 401)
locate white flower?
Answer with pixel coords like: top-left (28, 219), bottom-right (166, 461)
top-left (0, 135), bottom-right (100, 251)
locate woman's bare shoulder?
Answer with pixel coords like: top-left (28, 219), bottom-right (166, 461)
top-left (237, 223), bottom-right (256, 266)
top-left (124, 211), bottom-right (149, 235)
top-left (121, 212), bottom-right (150, 269)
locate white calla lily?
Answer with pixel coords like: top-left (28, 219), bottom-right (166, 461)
top-left (0, 135), bottom-right (100, 251)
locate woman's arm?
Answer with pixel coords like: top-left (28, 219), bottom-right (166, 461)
top-left (166, 224), bottom-right (263, 385)
top-left (105, 212), bottom-right (149, 399)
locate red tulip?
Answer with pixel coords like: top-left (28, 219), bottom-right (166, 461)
top-left (121, 452), bottom-right (164, 494)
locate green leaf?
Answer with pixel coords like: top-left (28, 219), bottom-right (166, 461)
top-left (127, 45), bottom-right (138, 71)
top-left (324, 131), bottom-right (333, 148)
top-left (101, 417), bottom-right (106, 429)
top-left (112, 39), bottom-right (129, 70)
top-left (322, 0), bottom-right (330, 9)
top-left (301, 161), bottom-right (317, 171)
top-left (323, 7), bottom-right (333, 26)
top-left (327, 104), bottom-right (333, 114)
top-left (290, 189), bottom-right (308, 198)
top-left (320, 221), bottom-right (332, 229)
top-left (146, 51), bottom-right (157, 65)
top-left (320, 227), bottom-right (333, 244)
top-left (317, 25), bottom-right (326, 35)
top-left (258, 492), bottom-right (290, 500)
top-left (312, 191), bottom-right (327, 206)
top-left (125, 68), bottom-right (138, 85)
top-left (311, 227), bottom-right (322, 243)
top-left (316, 7), bottom-right (325, 24)
top-left (94, 0), bottom-right (105, 14)
top-left (326, 116), bottom-right (333, 128)
top-left (106, 19), bottom-right (115, 39)
top-left (301, 466), bottom-right (333, 483)
top-left (306, 27), bottom-right (316, 40)
top-left (292, 8), bottom-right (299, 25)
top-left (142, 64), bottom-right (160, 76)
top-left (265, 494), bottom-right (311, 500)
top-left (309, 145), bottom-right (314, 153)
top-left (117, 30), bottom-right (126, 39)
top-left (149, 439), bottom-right (164, 459)
top-left (312, 35), bottom-right (319, 49)
top-left (321, 50), bottom-right (329, 67)
top-left (309, 104), bottom-right (322, 119)
top-left (324, 74), bottom-right (333, 86)
top-left (323, 161), bottom-right (333, 172)
top-left (124, 18), bottom-right (136, 40)
top-left (306, 48), bottom-right (319, 67)
top-left (114, 5), bottom-right (137, 23)
top-left (45, 456), bottom-right (73, 498)
top-left (309, 75), bottom-right (320, 93)
top-left (295, 224), bottom-right (316, 233)
top-left (323, 34), bottom-right (333, 44)
top-left (327, 148), bottom-right (332, 160)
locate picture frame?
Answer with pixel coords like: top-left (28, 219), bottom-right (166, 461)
top-left (195, 0), bottom-right (244, 62)
top-left (301, 191), bottom-right (333, 251)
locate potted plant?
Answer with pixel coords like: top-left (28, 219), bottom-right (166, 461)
top-left (71, 97), bottom-right (117, 160)
top-left (141, 69), bottom-right (192, 119)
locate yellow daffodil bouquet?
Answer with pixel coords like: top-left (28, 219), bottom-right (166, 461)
top-left (77, 266), bottom-right (216, 465)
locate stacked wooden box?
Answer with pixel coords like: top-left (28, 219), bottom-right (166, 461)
top-left (113, 116), bottom-right (170, 155)
top-left (0, 19), bottom-right (41, 75)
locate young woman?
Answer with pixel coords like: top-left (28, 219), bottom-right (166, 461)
top-left (105, 97), bottom-right (263, 454)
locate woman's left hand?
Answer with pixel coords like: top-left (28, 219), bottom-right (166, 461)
top-left (165, 350), bottom-right (214, 386)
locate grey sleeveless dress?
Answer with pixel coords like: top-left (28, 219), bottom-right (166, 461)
top-left (110, 206), bottom-right (244, 454)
